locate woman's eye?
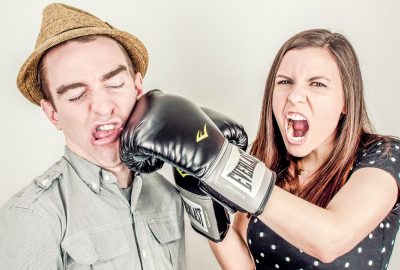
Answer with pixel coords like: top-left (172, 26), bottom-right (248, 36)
top-left (310, 82), bottom-right (327, 87)
top-left (277, 80), bottom-right (292, 85)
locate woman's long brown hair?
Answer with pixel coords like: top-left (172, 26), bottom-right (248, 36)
top-left (251, 29), bottom-right (376, 208)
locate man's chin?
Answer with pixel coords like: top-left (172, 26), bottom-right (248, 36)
top-left (89, 141), bottom-right (121, 164)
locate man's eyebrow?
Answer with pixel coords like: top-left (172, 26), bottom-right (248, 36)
top-left (56, 82), bottom-right (86, 96)
top-left (101, 65), bottom-right (127, 81)
top-left (55, 65), bottom-right (128, 96)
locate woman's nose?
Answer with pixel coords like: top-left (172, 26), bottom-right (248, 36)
top-left (287, 87), bottom-right (307, 105)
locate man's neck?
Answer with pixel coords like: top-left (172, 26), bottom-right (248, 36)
top-left (108, 164), bottom-right (133, 188)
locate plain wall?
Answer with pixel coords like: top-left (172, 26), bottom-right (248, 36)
top-left (0, 0), bottom-right (399, 269)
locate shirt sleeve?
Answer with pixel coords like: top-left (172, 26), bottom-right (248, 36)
top-left (353, 137), bottom-right (400, 193)
top-left (0, 206), bottom-right (63, 270)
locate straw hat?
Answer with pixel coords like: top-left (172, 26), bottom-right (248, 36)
top-left (17, 3), bottom-right (148, 105)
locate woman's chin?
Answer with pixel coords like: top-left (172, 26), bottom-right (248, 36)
top-left (284, 135), bottom-right (311, 157)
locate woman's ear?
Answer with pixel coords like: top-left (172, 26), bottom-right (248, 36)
top-left (342, 104), bottom-right (347, 115)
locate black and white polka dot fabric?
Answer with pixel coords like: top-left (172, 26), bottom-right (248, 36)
top-left (247, 138), bottom-right (400, 269)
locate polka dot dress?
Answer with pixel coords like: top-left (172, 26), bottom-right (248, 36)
top-left (247, 138), bottom-right (400, 269)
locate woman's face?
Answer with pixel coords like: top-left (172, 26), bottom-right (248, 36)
top-left (272, 47), bottom-right (345, 159)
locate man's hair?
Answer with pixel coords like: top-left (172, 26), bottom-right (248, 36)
top-left (37, 34), bottom-right (135, 110)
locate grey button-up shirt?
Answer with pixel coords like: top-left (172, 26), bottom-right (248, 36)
top-left (0, 148), bottom-right (185, 269)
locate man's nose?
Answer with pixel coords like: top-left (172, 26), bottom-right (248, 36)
top-left (91, 92), bottom-right (114, 117)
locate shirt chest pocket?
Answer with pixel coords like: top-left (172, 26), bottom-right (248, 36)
top-left (147, 214), bottom-right (183, 269)
top-left (62, 226), bottom-right (130, 269)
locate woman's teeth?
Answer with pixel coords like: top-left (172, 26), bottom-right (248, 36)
top-left (287, 113), bottom-right (306, 121)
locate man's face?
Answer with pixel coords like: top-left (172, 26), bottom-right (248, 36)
top-left (41, 36), bottom-right (142, 170)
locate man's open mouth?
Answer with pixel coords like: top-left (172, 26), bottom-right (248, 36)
top-left (93, 123), bottom-right (117, 139)
top-left (91, 122), bottom-right (123, 145)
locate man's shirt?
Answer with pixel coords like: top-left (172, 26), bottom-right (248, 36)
top-left (0, 147), bottom-right (185, 269)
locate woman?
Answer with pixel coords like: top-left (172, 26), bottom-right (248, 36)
top-left (210, 29), bottom-right (400, 270)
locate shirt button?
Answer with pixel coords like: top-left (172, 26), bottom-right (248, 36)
top-left (42, 179), bottom-right (49, 186)
top-left (91, 182), bottom-right (98, 190)
top-left (104, 175), bottom-right (110, 181)
top-left (142, 250), bottom-right (147, 258)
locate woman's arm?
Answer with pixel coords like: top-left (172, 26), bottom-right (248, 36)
top-left (258, 167), bottom-right (398, 263)
top-left (209, 212), bottom-right (255, 270)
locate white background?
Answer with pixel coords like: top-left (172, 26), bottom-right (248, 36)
top-left (0, 0), bottom-right (399, 269)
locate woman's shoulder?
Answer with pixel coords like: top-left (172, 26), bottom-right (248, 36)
top-left (356, 134), bottom-right (399, 158)
top-left (353, 134), bottom-right (399, 183)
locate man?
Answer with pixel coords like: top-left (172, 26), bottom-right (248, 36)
top-left (0, 3), bottom-right (184, 269)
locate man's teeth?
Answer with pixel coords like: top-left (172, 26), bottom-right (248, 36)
top-left (97, 124), bottom-right (116, 131)
top-left (287, 113), bottom-right (306, 121)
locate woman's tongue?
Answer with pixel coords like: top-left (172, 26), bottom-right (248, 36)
top-left (290, 120), bottom-right (309, 137)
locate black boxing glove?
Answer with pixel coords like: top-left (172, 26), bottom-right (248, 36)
top-left (120, 89), bottom-right (276, 216)
top-left (174, 107), bottom-right (248, 242)
top-left (122, 106), bottom-right (248, 175)
top-left (200, 107), bottom-right (248, 150)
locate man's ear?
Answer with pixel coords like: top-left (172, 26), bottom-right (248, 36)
top-left (40, 99), bottom-right (61, 130)
top-left (134, 72), bottom-right (143, 97)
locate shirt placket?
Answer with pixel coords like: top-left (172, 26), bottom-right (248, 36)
top-left (130, 176), bottom-right (159, 270)
top-left (100, 172), bottom-right (145, 269)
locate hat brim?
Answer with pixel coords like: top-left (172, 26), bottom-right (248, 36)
top-left (17, 27), bottom-right (148, 105)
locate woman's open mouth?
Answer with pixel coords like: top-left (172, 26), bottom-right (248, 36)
top-left (286, 112), bottom-right (309, 144)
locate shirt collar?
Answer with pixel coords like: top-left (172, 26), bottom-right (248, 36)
top-left (63, 146), bottom-right (117, 193)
